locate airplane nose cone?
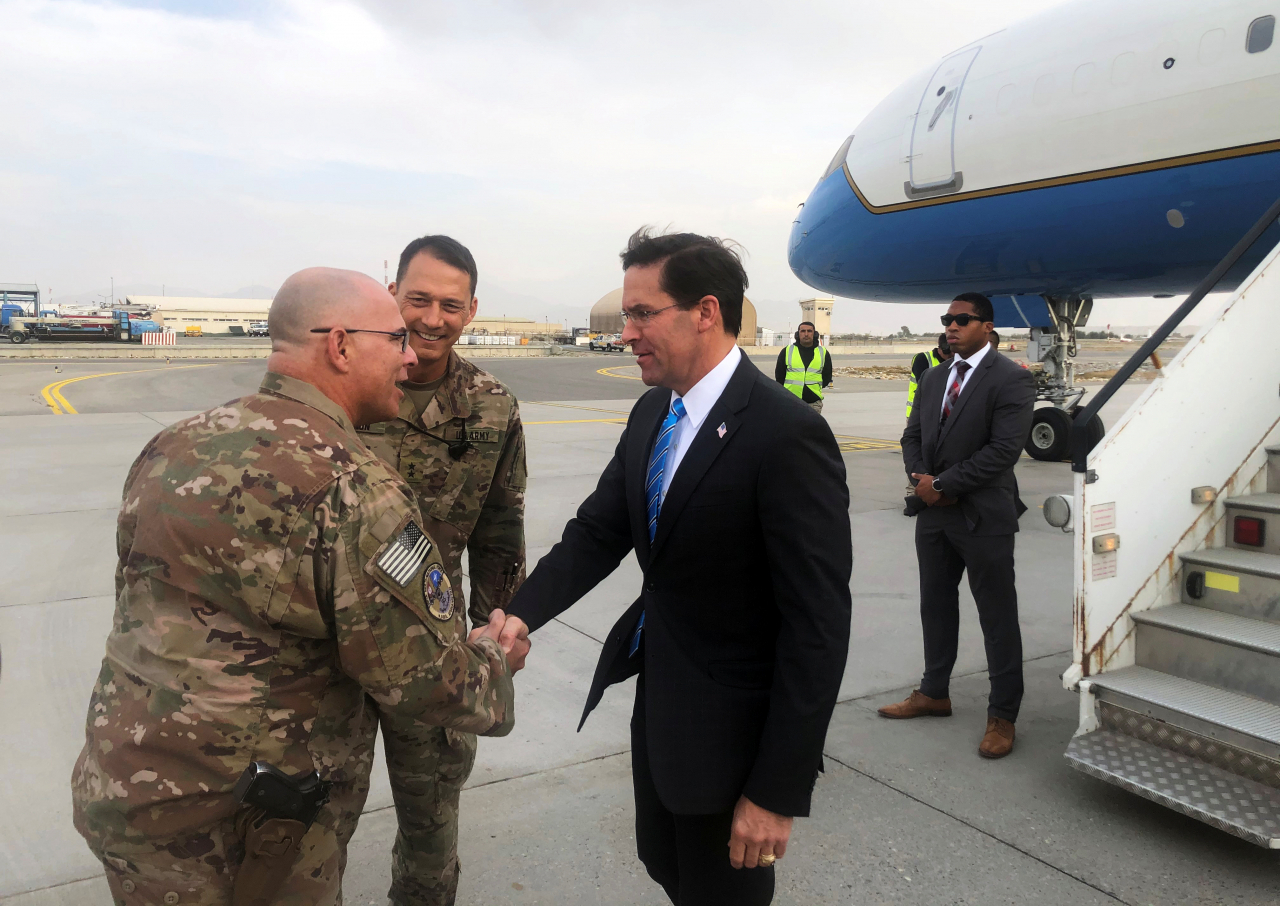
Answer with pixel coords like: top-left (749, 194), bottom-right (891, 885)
top-left (788, 170), bottom-right (855, 292)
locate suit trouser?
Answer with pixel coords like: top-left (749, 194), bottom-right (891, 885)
top-left (914, 510), bottom-right (1024, 721)
top-left (631, 678), bottom-right (775, 906)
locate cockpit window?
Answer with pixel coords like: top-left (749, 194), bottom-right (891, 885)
top-left (1247, 15), bottom-right (1274, 53)
top-left (822, 134), bottom-right (855, 181)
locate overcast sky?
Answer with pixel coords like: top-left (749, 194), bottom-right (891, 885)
top-left (0, 0), bottom-right (1189, 333)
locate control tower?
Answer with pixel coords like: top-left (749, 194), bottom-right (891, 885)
top-left (798, 296), bottom-right (834, 338)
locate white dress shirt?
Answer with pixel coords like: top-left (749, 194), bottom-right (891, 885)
top-left (939, 341), bottom-right (990, 418)
top-left (659, 345), bottom-right (741, 500)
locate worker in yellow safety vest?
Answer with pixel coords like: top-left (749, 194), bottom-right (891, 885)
top-left (775, 321), bottom-right (831, 413)
top-left (905, 333), bottom-right (953, 419)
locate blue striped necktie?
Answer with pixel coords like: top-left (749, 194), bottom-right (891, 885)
top-left (631, 397), bottom-right (687, 656)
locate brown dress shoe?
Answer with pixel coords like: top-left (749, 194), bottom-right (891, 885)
top-left (877, 689), bottom-right (952, 719)
top-left (979, 716), bottom-right (1015, 758)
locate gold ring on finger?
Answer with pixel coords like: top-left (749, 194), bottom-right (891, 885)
top-left (758, 853), bottom-right (777, 868)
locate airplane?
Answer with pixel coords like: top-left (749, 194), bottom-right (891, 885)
top-left (788, 0), bottom-right (1280, 460)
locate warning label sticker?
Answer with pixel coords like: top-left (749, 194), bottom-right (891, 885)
top-left (1092, 551), bottom-right (1118, 581)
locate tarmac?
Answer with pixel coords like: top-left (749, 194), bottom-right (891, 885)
top-left (1, 352), bottom-right (1273, 906)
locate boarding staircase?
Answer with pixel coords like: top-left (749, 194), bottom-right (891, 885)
top-left (1060, 198), bottom-right (1280, 849)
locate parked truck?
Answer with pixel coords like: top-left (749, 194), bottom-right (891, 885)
top-left (3, 308), bottom-right (162, 344)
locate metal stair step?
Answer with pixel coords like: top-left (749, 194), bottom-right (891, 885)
top-left (1132, 604), bottom-right (1280, 657)
top-left (1224, 493), bottom-right (1280, 515)
top-left (1065, 729), bottom-right (1280, 848)
top-left (1180, 547), bottom-right (1280, 580)
top-left (1086, 666), bottom-right (1280, 747)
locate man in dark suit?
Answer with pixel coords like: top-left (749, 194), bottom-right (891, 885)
top-left (880, 292), bottom-right (1035, 759)
top-left (497, 229), bottom-right (852, 905)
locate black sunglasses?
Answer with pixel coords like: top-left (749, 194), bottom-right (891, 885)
top-left (940, 313), bottom-right (986, 327)
top-left (309, 327), bottom-right (409, 352)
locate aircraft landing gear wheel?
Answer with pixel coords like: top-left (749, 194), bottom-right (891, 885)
top-left (1071, 409), bottom-right (1105, 456)
top-left (1026, 407), bottom-right (1073, 461)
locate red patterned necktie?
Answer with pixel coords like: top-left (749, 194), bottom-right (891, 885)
top-left (941, 361), bottom-right (971, 424)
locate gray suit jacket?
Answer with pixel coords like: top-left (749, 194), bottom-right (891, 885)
top-left (901, 350), bottom-right (1036, 536)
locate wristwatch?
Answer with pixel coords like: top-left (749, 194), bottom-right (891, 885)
top-left (931, 478), bottom-right (943, 493)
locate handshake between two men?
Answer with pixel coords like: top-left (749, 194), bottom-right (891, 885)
top-left (467, 610), bottom-right (531, 673)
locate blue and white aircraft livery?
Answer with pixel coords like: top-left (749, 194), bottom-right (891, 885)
top-left (789, 0), bottom-right (1280, 304)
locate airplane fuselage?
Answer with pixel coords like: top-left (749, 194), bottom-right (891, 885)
top-left (789, 0), bottom-right (1280, 302)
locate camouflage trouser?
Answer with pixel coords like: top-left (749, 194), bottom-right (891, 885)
top-left (91, 791), bottom-right (366, 906)
top-left (381, 718), bottom-right (478, 906)
top-left (808, 399), bottom-right (824, 414)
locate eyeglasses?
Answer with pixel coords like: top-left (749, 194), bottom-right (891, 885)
top-left (940, 313), bottom-right (986, 327)
top-left (620, 304), bottom-right (679, 325)
top-left (309, 327), bottom-right (410, 352)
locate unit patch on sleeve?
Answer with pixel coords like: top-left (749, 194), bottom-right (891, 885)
top-left (424, 566), bottom-right (455, 620)
top-left (376, 520), bottom-right (433, 586)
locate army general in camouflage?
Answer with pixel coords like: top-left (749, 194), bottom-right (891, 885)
top-left (70, 268), bottom-right (526, 906)
top-left (357, 236), bottom-right (527, 906)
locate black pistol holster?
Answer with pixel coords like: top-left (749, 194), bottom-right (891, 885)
top-left (230, 762), bottom-right (331, 906)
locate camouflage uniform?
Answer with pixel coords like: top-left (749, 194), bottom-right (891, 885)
top-left (71, 372), bottom-right (515, 906)
top-left (357, 351), bottom-right (526, 906)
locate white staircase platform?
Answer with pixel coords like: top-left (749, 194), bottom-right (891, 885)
top-left (1132, 604), bottom-right (1280, 657)
top-left (1180, 547), bottom-right (1280, 579)
top-left (1065, 730), bottom-right (1280, 848)
top-left (1087, 666), bottom-right (1280, 746)
top-left (1224, 492), bottom-right (1280, 514)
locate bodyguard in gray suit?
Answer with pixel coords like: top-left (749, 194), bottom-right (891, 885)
top-left (880, 292), bottom-right (1036, 759)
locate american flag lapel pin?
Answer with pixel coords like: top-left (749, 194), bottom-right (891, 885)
top-left (717, 422), bottom-right (727, 438)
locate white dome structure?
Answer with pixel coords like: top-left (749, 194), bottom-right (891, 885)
top-left (590, 288), bottom-right (756, 343)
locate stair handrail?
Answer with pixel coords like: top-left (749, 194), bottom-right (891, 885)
top-left (1071, 196), bottom-right (1280, 472)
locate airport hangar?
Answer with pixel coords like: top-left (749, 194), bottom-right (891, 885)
top-left (125, 296), bottom-right (271, 334)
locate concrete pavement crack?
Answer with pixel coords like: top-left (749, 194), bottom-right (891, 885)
top-left (821, 749), bottom-right (1130, 905)
top-left (836, 649), bottom-right (1072, 706)
top-left (552, 617), bottom-right (604, 645)
top-left (361, 749), bottom-right (632, 816)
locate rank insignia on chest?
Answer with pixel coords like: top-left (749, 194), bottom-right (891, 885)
top-left (424, 566), bottom-right (454, 620)
top-left (376, 520), bottom-right (432, 586)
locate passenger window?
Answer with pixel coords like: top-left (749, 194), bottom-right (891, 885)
top-left (1111, 52), bottom-right (1136, 86)
top-left (1033, 73), bottom-right (1055, 106)
top-left (1199, 28), bottom-right (1226, 64)
top-left (996, 83), bottom-right (1015, 114)
top-left (1072, 63), bottom-right (1095, 94)
top-left (1248, 15), bottom-right (1275, 53)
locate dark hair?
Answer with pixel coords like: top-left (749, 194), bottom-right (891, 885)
top-left (397, 235), bottom-right (478, 296)
top-left (937, 333), bottom-right (950, 353)
top-left (797, 321), bottom-right (816, 331)
top-left (952, 291), bottom-right (993, 323)
top-left (989, 330), bottom-right (1001, 346)
top-left (620, 228), bottom-right (747, 336)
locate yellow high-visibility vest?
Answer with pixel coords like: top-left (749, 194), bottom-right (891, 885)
top-left (783, 343), bottom-right (826, 400)
top-left (905, 349), bottom-right (943, 419)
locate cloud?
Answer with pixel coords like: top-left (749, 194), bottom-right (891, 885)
top-left (1, 0), bottom-right (1152, 333)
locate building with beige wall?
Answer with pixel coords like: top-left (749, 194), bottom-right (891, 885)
top-left (126, 296), bottom-right (271, 334)
top-left (465, 317), bottom-right (562, 337)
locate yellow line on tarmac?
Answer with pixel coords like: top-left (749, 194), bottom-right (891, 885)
top-left (525, 401), bottom-right (632, 416)
top-left (596, 366), bottom-right (642, 381)
top-left (525, 417), bottom-right (627, 426)
top-left (41, 364), bottom-right (215, 415)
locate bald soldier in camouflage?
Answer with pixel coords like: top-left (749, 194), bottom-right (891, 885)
top-left (70, 268), bottom-right (527, 906)
top-left (357, 236), bottom-right (526, 905)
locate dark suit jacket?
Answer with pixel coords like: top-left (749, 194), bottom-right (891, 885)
top-left (901, 350), bottom-right (1036, 536)
top-left (508, 354), bottom-right (852, 818)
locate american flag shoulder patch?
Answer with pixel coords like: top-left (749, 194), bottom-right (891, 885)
top-left (376, 520), bottom-right (432, 586)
